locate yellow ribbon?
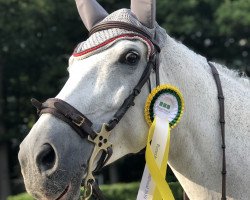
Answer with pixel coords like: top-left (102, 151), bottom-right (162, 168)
top-left (146, 119), bottom-right (175, 200)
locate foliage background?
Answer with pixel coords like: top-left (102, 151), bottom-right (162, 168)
top-left (0, 0), bottom-right (249, 198)
top-left (8, 182), bottom-right (183, 200)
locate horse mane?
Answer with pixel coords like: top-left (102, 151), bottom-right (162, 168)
top-left (160, 29), bottom-right (250, 89)
top-left (214, 63), bottom-right (250, 88)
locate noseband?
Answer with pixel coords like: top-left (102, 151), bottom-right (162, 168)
top-left (31, 21), bottom-right (161, 200)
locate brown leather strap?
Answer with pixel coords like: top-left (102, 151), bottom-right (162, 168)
top-left (89, 21), bottom-right (162, 132)
top-left (208, 62), bottom-right (227, 200)
top-left (90, 22), bottom-right (161, 200)
top-left (106, 53), bottom-right (158, 131)
top-left (31, 98), bottom-right (97, 139)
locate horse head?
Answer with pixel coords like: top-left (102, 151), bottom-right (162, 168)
top-left (18, 1), bottom-right (166, 199)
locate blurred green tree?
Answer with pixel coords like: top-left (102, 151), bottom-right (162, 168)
top-left (0, 0), bottom-right (81, 197)
top-left (157, 0), bottom-right (250, 74)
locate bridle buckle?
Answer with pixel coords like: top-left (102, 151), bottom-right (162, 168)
top-left (73, 115), bottom-right (85, 127)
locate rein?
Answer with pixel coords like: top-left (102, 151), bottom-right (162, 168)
top-left (208, 62), bottom-right (227, 200)
top-left (30, 22), bottom-right (227, 200)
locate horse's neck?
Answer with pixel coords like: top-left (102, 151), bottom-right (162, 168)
top-left (159, 34), bottom-right (250, 199)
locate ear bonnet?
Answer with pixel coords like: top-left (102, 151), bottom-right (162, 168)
top-left (73, 0), bottom-right (166, 60)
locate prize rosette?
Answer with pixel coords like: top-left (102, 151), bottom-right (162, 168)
top-left (144, 84), bottom-right (184, 128)
top-left (137, 84), bottom-right (184, 200)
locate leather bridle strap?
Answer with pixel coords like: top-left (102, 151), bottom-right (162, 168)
top-left (107, 54), bottom-right (158, 131)
top-left (31, 98), bottom-right (114, 188)
top-left (208, 62), bottom-right (227, 200)
top-left (31, 98), bottom-right (97, 139)
top-left (89, 21), bottom-right (161, 131)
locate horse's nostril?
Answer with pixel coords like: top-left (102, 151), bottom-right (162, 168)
top-left (36, 144), bottom-right (56, 172)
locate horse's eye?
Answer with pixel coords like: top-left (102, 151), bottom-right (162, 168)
top-left (121, 51), bottom-right (140, 65)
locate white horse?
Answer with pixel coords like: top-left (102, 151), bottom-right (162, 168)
top-left (18, 0), bottom-right (250, 200)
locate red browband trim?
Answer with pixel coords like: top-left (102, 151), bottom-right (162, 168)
top-left (72, 33), bottom-right (154, 57)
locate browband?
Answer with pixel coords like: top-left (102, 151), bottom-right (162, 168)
top-left (89, 21), bottom-right (161, 53)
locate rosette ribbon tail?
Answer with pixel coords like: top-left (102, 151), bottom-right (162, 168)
top-left (137, 116), bottom-right (175, 200)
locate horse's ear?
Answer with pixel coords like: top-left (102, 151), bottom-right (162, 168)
top-left (75, 0), bottom-right (108, 31)
top-left (131, 0), bottom-right (156, 28)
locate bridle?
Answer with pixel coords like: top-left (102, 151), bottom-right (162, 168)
top-left (31, 22), bottom-right (227, 200)
top-left (31, 21), bottom-right (161, 200)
